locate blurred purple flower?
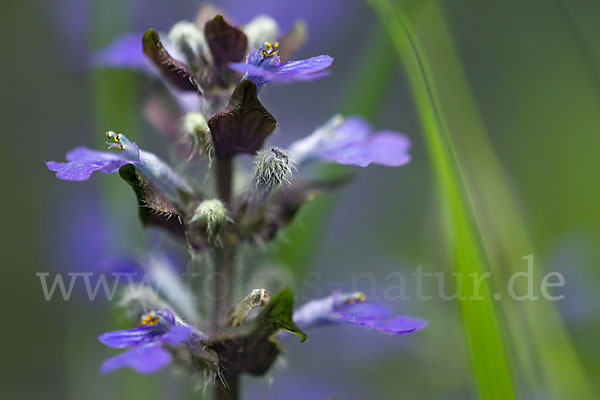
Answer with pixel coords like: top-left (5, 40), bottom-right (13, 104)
top-left (98, 308), bottom-right (193, 374)
top-left (92, 29), bottom-right (189, 78)
top-left (92, 31), bottom-right (152, 71)
top-left (289, 115), bottom-right (412, 167)
top-left (48, 188), bottom-right (110, 272)
top-left (292, 292), bottom-right (427, 335)
top-left (229, 42), bottom-right (333, 88)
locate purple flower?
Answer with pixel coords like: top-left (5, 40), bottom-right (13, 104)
top-left (46, 132), bottom-right (140, 181)
top-left (46, 131), bottom-right (193, 200)
top-left (229, 42), bottom-right (333, 87)
top-left (292, 292), bottom-right (427, 335)
top-left (98, 308), bottom-right (193, 374)
top-left (288, 115), bottom-right (411, 167)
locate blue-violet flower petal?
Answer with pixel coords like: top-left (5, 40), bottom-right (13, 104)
top-left (229, 43), bottom-right (332, 87)
top-left (292, 292), bottom-right (427, 335)
top-left (289, 115), bottom-right (411, 167)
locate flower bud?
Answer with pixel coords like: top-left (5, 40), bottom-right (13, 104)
top-left (243, 15), bottom-right (280, 53)
top-left (119, 286), bottom-right (169, 324)
top-left (252, 147), bottom-right (295, 197)
top-left (230, 288), bottom-right (270, 327)
top-left (189, 199), bottom-right (229, 242)
top-left (182, 112), bottom-right (213, 160)
top-left (168, 21), bottom-right (210, 67)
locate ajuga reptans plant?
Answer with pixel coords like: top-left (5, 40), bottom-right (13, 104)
top-left (47, 6), bottom-right (426, 399)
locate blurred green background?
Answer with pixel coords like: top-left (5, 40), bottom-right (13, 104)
top-left (1, 0), bottom-right (599, 399)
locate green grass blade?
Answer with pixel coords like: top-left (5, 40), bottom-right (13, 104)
top-left (369, 1), bottom-right (516, 399)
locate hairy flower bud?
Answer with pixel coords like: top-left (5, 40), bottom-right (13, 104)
top-left (168, 21), bottom-right (211, 68)
top-left (189, 199), bottom-right (229, 242)
top-left (252, 147), bottom-right (295, 198)
top-left (230, 288), bottom-right (270, 327)
top-left (243, 15), bottom-right (279, 53)
top-left (119, 286), bottom-right (170, 323)
top-left (183, 112), bottom-right (213, 160)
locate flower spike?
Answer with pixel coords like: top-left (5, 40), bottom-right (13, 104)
top-left (48, 8), bottom-right (427, 391)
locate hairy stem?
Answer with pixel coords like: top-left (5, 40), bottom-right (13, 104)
top-left (215, 374), bottom-right (239, 400)
top-left (216, 158), bottom-right (232, 205)
top-left (211, 246), bottom-right (235, 331)
top-left (212, 156), bottom-right (239, 400)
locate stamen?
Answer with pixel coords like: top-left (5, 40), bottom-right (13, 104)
top-left (344, 292), bottom-right (366, 304)
top-left (114, 134), bottom-right (120, 143)
top-left (261, 41), bottom-right (280, 59)
top-left (141, 312), bottom-right (160, 326)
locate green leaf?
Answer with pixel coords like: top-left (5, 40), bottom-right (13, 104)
top-left (206, 288), bottom-right (306, 377)
top-left (254, 287), bottom-right (307, 342)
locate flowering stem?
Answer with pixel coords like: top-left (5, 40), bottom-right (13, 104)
top-left (215, 374), bottom-right (239, 400)
top-left (212, 156), bottom-right (235, 330)
top-left (211, 246), bottom-right (235, 331)
top-left (216, 158), bottom-right (233, 204)
top-left (212, 156), bottom-right (239, 400)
